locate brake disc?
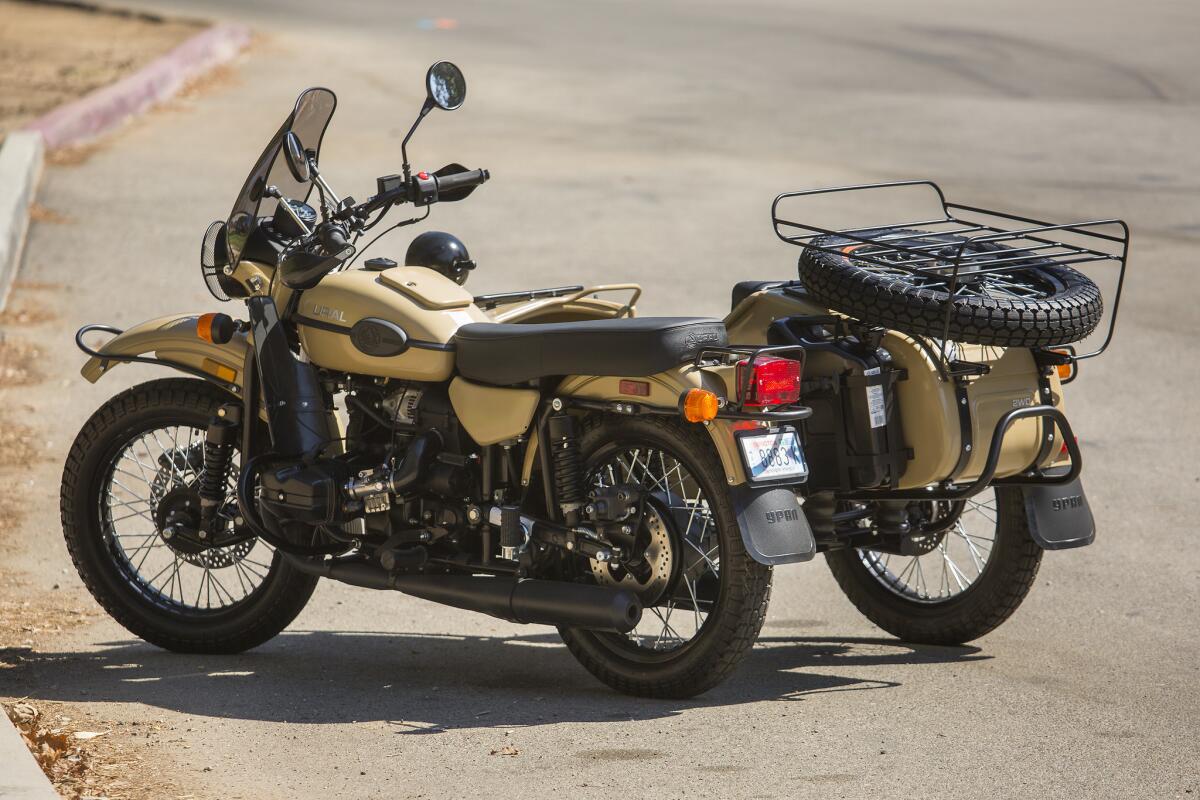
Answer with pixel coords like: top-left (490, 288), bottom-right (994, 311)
top-left (590, 508), bottom-right (673, 605)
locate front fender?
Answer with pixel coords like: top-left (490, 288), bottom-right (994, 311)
top-left (80, 314), bottom-right (249, 393)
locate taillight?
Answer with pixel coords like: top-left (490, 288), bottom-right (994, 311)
top-left (735, 355), bottom-right (801, 408)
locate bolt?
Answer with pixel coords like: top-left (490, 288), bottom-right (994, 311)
top-left (278, 492), bottom-right (286, 500)
top-left (235, 516), bottom-right (245, 526)
top-left (565, 541), bottom-right (575, 551)
top-left (198, 530), bottom-right (208, 540)
top-left (551, 398), bottom-right (564, 411)
top-left (223, 265), bottom-right (233, 275)
top-left (621, 525), bottom-right (633, 536)
top-left (965, 444), bottom-right (972, 452)
top-left (163, 527), bottom-right (175, 540)
top-left (1047, 434), bottom-right (1054, 440)
top-left (584, 504), bottom-right (595, 516)
top-left (960, 397), bottom-right (967, 405)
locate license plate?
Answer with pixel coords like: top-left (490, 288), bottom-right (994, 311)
top-left (738, 429), bottom-right (808, 484)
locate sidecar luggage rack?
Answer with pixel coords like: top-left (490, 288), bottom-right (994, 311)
top-left (771, 180), bottom-right (1130, 364)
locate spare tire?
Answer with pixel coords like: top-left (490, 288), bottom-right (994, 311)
top-left (798, 228), bottom-right (1103, 348)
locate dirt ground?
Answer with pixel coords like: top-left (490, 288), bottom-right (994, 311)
top-left (0, 0), bottom-right (200, 138)
top-left (0, 6), bottom-right (205, 795)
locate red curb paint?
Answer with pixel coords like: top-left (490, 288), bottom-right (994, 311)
top-left (21, 23), bottom-right (252, 150)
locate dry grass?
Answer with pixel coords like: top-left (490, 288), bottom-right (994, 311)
top-left (0, 418), bottom-right (39, 467)
top-left (0, 0), bottom-right (199, 134)
top-left (0, 336), bottom-right (41, 386)
top-left (27, 202), bottom-right (71, 225)
top-left (0, 298), bottom-right (58, 327)
top-left (3, 700), bottom-right (186, 800)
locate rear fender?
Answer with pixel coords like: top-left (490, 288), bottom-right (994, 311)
top-left (522, 368), bottom-right (815, 566)
top-left (1021, 476), bottom-right (1095, 550)
top-left (80, 313), bottom-right (249, 394)
top-left (521, 367), bottom-right (747, 486)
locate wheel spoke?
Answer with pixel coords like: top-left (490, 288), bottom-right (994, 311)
top-left (100, 421), bottom-right (267, 614)
top-left (859, 492), bottom-right (998, 603)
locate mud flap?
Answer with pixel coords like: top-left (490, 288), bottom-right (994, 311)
top-left (1021, 477), bottom-right (1095, 550)
top-left (729, 484), bottom-right (815, 565)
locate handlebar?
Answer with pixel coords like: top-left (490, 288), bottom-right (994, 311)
top-left (337, 166), bottom-right (490, 223)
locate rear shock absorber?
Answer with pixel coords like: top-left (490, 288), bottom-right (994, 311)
top-left (547, 412), bottom-right (584, 526)
top-left (198, 405), bottom-right (240, 533)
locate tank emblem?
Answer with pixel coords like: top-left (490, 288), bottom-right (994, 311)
top-left (350, 317), bottom-right (409, 357)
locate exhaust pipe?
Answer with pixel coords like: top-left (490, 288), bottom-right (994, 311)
top-left (395, 574), bottom-right (642, 632)
top-left (282, 555), bottom-right (642, 633)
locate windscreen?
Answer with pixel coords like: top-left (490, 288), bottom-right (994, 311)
top-left (225, 87), bottom-right (337, 265)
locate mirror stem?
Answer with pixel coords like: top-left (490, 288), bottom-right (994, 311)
top-left (400, 100), bottom-right (434, 182)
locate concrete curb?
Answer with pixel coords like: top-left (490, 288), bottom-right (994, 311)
top-left (21, 22), bottom-right (252, 150)
top-left (1, 20), bottom-right (250, 312)
top-left (0, 132), bottom-right (44, 314)
top-left (0, 713), bottom-right (59, 800)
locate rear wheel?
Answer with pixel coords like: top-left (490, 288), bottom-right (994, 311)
top-left (60, 378), bottom-right (318, 653)
top-left (825, 488), bottom-right (1042, 645)
top-left (558, 416), bottom-right (772, 698)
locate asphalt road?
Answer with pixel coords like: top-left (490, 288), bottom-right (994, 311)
top-left (4, 0), bottom-right (1199, 797)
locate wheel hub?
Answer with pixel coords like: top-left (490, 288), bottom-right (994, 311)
top-left (591, 508), bottom-right (673, 605)
top-left (153, 486), bottom-right (252, 568)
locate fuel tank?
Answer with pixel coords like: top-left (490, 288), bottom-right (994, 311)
top-left (294, 266), bottom-right (489, 380)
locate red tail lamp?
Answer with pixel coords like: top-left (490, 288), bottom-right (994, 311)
top-left (735, 355), bottom-right (801, 408)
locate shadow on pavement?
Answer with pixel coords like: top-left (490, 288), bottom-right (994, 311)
top-left (1, 631), bottom-right (986, 731)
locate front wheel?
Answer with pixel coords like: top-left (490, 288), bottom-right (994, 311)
top-left (60, 378), bottom-right (319, 653)
top-left (558, 416), bottom-right (772, 698)
top-left (825, 488), bottom-right (1042, 645)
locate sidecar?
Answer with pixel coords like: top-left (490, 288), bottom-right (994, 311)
top-left (481, 180), bottom-right (1129, 646)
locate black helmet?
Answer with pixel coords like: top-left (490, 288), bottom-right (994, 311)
top-left (405, 231), bottom-right (475, 285)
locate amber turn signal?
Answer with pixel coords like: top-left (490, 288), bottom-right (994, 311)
top-left (1049, 348), bottom-right (1076, 382)
top-left (197, 312), bottom-right (236, 345)
top-left (681, 388), bottom-right (719, 423)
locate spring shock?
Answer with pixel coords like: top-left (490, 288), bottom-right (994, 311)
top-left (547, 413), bottom-right (584, 526)
top-left (198, 406), bottom-right (240, 532)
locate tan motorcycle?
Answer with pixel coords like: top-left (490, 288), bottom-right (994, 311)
top-left (61, 62), bottom-right (817, 699)
top-left (484, 183), bottom-right (1128, 646)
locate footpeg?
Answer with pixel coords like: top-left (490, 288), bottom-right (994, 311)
top-left (499, 505), bottom-right (523, 560)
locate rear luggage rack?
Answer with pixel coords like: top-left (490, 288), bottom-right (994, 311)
top-left (771, 180), bottom-right (1130, 365)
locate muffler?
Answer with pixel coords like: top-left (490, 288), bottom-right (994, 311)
top-left (283, 555), bottom-right (642, 632)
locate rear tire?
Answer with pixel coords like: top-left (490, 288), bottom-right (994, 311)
top-left (60, 378), bottom-right (318, 654)
top-left (558, 416), bottom-right (772, 698)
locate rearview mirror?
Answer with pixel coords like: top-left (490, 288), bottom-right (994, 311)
top-left (425, 61), bottom-right (466, 111)
top-left (283, 130), bottom-right (310, 183)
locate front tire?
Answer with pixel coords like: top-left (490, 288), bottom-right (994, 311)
top-left (60, 378), bottom-right (318, 653)
top-left (558, 416), bottom-right (772, 698)
top-left (825, 488), bottom-right (1042, 645)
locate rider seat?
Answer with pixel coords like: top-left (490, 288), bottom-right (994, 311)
top-left (454, 317), bottom-right (728, 385)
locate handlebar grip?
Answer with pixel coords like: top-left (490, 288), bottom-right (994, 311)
top-left (436, 168), bottom-right (489, 193)
top-left (320, 223), bottom-right (351, 253)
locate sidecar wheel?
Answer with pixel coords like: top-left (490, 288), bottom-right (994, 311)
top-left (60, 378), bottom-right (318, 654)
top-left (825, 488), bottom-right (1042, 645)
top-left (558, 416), bottom-right (772, 698)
